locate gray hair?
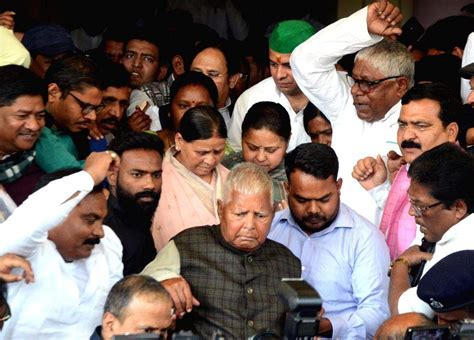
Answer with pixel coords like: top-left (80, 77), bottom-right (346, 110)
top-left (104, 275), bottom-right (173, 321)
top-left (223, 162), bottom-right (273, 205)
top-left (355, 39), bottom-right (415, 88)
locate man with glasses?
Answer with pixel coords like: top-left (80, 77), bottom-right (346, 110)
top-left (352, 83), bottom-right (460, 260)
top-left (388, 143), bottom-right (474, 317)
top-left (34, 55), bottom-right (103, 173)
top-left (227, 20), bottom-right (316, 152)
top-left (290, 1), bottom-right (414, 225)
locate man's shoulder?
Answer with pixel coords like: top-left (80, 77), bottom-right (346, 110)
top-left (237, 77), bottom-right (279, 103)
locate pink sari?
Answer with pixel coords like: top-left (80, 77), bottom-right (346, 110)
top-left (151, 147), bottom-right (229, 251)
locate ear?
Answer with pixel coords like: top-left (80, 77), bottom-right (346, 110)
top-left (174, 132), bottom-right (184, 150)
top-left (158, 65), bottom-right (168, 81)
top-left (454, 199), bottom-right (468, 220)
top-left (107, 164), bottom-right (119, 188)
top-left (172, 55), bottom-right (185, 76)
top-left (228, 73), bottom-right (241, 90)
top-left (452, 47), bottom-right (464, 59)
top-left (102, 312), bottom-right (118, 339)
top-left (336, 178), bottom-right (343, 194)
top-left (447, 122), bottom-right (459, 143)
top-left (47, 83), bottom-right (62, 103)
top-left (395, 77), bottom-right (410, 98)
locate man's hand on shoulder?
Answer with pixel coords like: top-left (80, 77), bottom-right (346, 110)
top-left (352, 155), bottom-right (387, 190)
top-left (161, 276), bottom-right (200, 318)
top-left (367, 0), bottom-right (403, 40)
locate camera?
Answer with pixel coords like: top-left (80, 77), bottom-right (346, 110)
top-left (278, 278), bottom-right (322, 340)
top-left (405, 319), bottom-right (474, 340)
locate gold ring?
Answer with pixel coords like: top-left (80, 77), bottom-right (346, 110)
top-left (106, 151), bottom-right (117, 159)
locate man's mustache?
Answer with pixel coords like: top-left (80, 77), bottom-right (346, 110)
top-left (135, 191), bottom-right (160, 201)
top-left (401, 140), bottom-right (421, 149)
top-left (83, 238), bottom-right (101, 245)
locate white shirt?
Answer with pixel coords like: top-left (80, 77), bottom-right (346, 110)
top-left (397, 213), bottom-right (474, 317)
top-left (227, 77), bottom-right (310, 152)
top-left (290, 7), bottom-right (401, 224)
top-left (0, 171), bottom-right (123, 339)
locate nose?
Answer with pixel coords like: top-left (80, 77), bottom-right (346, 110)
top-left (243, 213), bottom-right (256, 230)
top-left (275, 65), bottom-right (286, 80)
top-left (203, 153), bottom-right (218, 168)
top-left (468, 90), bottom-right (474, 106)
top-left (132, 56), bottom-right (142, 68)
top-left (92, 223), bottom-right (105, 239)
top-left (25, 115), bottom-right (43, 131)
top-left (108, 101), bottom-right (121, 118)
top-left (143, 174), bottom-right (159, 191)
top-left (350, 82), bottom-right (364, 96)
top-left (308, 200), bottom-right (320, 214)
top-left (256, 148), bottom-right (266, 162)
top-left (402, 125), bottom-right (416, 141)
top-left (84, 110), bottom-right (97, 122)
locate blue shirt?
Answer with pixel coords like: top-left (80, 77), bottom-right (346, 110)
top-left (269, 203), bottom-right (390, 339)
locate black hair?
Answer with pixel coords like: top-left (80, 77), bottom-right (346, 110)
top-left (97, 61), bottom-right (130, 90)
top-left (285, 143), bottom-right (338, 182)
top-left (303, 102), bottom-right (331, 132)
top-left (44, 55), bottom-right (102, 96)
top-left (408, 143), bottom-right (474, 213)
top-left (104, 275), bottom-right (172, 322)
top-left (241, 101), bottom-right (291, 142)
top-left (125, 28), bottom-right (161, 54)
top-left (0, 65), bottom-right (47, 107)
top-left (170, 71), bottom-right (218, 107)
top-left (108, 131), bottom-right (164, 157)
top-left (401, 82), bottom-right (462, 127)
top-left (178, 105), bottom-right (227, 142)
top-left (35, 168), bottom-right (103, 194)
top-left (188, 38), bottom-right (240, 76)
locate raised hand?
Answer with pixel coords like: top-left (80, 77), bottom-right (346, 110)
top-left (352, 155), bottom-right (387, 190)
top-left (84, 151), bottom-right (120, 185)
top-left (367, 0), bottom-right (403, 39)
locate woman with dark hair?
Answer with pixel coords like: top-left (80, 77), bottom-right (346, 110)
top-left (303, 102), bottom-right (332, 145)
top-left (223, 101), bottom-right (290, 204)
top-left (152, 105), bottom-right (229, 250)
top-left (156, 71), bottom-right (218, 151)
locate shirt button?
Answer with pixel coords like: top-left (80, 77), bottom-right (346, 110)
top-left (247, 320), bottom-right (254, 328)
top-left (247, 256), bottom-right (253, 263)
top-left (247, 287), bottom-right (254, 295)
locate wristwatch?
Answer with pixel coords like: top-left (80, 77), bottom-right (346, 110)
top-left (387, 257), bottom-right (410, 277)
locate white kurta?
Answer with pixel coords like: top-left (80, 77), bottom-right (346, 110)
top-left (397, 213), bottom-right (474, 317)
top-left (290, 7), bottom-right (401, 224)
top-left (227, 77), bottom-right (310, 152)
top-left (0, 171), bottom-right (123, 339)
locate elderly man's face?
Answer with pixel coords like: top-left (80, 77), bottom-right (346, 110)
top-left (48, 191), bottom-right (107, 261)
top-left (102, 293), bottom-right (174, 340)
top-left (219, 189), bottom-right (274, 252)
top-left (0, 95), bottom-right (45, 157)
top-left (351, 59), bottom-right (405, 122)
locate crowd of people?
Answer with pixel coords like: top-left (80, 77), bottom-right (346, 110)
top-left (1, 0), bottom-right (474, 339)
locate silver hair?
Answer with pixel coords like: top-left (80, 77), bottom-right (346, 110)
top-left (222, 162), bottom-right (273, 205)
top-left (355, 39), bottom-right (415, 88)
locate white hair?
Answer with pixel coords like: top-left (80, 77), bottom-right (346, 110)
top-left (222, 162), bottom-right (273, 205)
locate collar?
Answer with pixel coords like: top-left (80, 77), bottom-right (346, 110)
top-left (437, 213), bottom-right (474, 246)
top-left (379, 100), bottom-right (402, 123)
top-left (218, 97), bottom-right (232, 112)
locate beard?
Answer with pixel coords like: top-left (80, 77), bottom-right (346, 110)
top-left (116, 183), bottom-right (160, 222)
top-left (290, 204), bottom-right (339, 235)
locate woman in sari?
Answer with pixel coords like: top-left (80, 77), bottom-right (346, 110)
top-left (152, 105), bottom-right (228, 250)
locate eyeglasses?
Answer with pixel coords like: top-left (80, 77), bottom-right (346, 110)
top-left (346, 75), bottom-right (401, 93)
top-left (0, 302), bottom-right (11, 322)
top-left (69, 92), bottom-right (104, 115)
top-left (191, 68), bottom-right (226, 80)
top-left (409, 199), bottom-right (444, 217)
